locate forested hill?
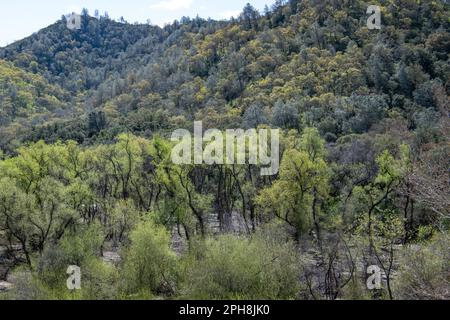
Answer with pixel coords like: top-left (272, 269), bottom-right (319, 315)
top-left (0, 0), bottom-right (448, 153)
top-left (0, 0), bottom-right (450, 152)
top-left (0, 59), bottom-right (71, 152)
top-left (0, 13), bottom-right (160, 93)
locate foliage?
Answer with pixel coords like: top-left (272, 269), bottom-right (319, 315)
top-left (395, 234), bottom-right (450, 300)
top-left (121, 219), bottom-right (178, 298)
top-left (182, 224), bottom-right (300, 299)
top-left (0, 0), bottom-right (449, 300)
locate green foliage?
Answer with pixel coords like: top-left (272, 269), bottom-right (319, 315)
top-left (182, 225), bottom-right (300, 300)
top-left (271, 100), bottom-right (299, 129)
top-left (0, 0), bottom-right (445, 152)
top-left (0, 0), bottom-right (448, 301)
top-left (258, 128), bottom-right (329, 235)
top-left (5, 223), bottom-right (119, 300)
top-left (395, 233), bottom-right (450, 300)
top-left (121, 219), bottom-right (178, 298)
top-left (0, 60), bottom-right (69, 153)
top-left (0, 60), bottom-right (67, 122)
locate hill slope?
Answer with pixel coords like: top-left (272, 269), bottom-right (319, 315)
top-left (0, 0), bottom-right (448, 150)
top-left (0, 13), bottom-right (161, 93)
top-left (0, 59), bottom-right (71, 151)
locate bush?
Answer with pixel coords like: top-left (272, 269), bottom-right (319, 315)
top-left (394, 234), bottom-right (449, 300)
top-left (5, 268), bottom-right (49, 300)
top-left (0, 223), bottom-right (120, 300)
top-left (121, 219), bottom-right (178, 298)
top-left (79, 259), bottom-right (119, 300)
top-left (182, 224), bottom-right (300, 300)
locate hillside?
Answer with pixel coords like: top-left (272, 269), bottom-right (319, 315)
top-left (0, 13), bottom-right (160, 93)
top-left (0, 0), bottom-right (448, 151)
top-left (0, 59), bottom-right (71, 151)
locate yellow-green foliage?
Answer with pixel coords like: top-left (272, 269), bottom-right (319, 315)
top-left (395, 233), bottom-right (450, 300)
top-left (121, 219), bottom-right (178, 298)
top-left (182, 224), bottom-right (300, 300)
top-left (0, 59), bottom-right (67, 121)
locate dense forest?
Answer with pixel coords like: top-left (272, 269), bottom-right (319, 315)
top-left (0, 0), bottom-right (449, 300)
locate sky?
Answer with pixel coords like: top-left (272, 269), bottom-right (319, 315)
top-left (0, 0), bottom-right (272, 47)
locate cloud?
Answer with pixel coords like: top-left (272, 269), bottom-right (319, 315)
top-left (150, 0), bottom-right (194, 11)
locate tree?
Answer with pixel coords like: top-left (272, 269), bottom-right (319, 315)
top-left (243, 103), bottom-right (268, 129)
top-left (343, 94), bottom-right (388, 134)
top-left (272, 100), bottom-right (299, 129)
top-left (352, 146), bottom-right (410, 299)
top-left (413, 80), bottom-right (444, 110)
top-left (122, 219), bottom-right (178, 297)
top-left (87, 111), bottom-right (107, 137)
top-left (0, 178), bottom-right (35, 267)
top-left (257, 128), bottom-right (329, 239)
top-left (368, 45), bottom-right (394, 93)
top-left (241, 3), bottom-right (260, 30)
top-left (0, 176), bottom-right (76, 268)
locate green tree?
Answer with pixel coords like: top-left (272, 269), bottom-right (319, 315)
top-left (121, 219), bottom-right (178, 298)
top-left (257, 128), bottom-right (329, 239)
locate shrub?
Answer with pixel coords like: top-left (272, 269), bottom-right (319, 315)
top-left (394, 233), bottom-right (449, 300)
top-left (182, 224), bottom-right (300, 300)
top-left (121, 219), bottom-right (178, 298)
top-left (27, 223), bottom-right (119, 300)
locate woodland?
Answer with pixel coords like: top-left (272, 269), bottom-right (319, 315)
top-left (0, 0), bottom-right (448, 300)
